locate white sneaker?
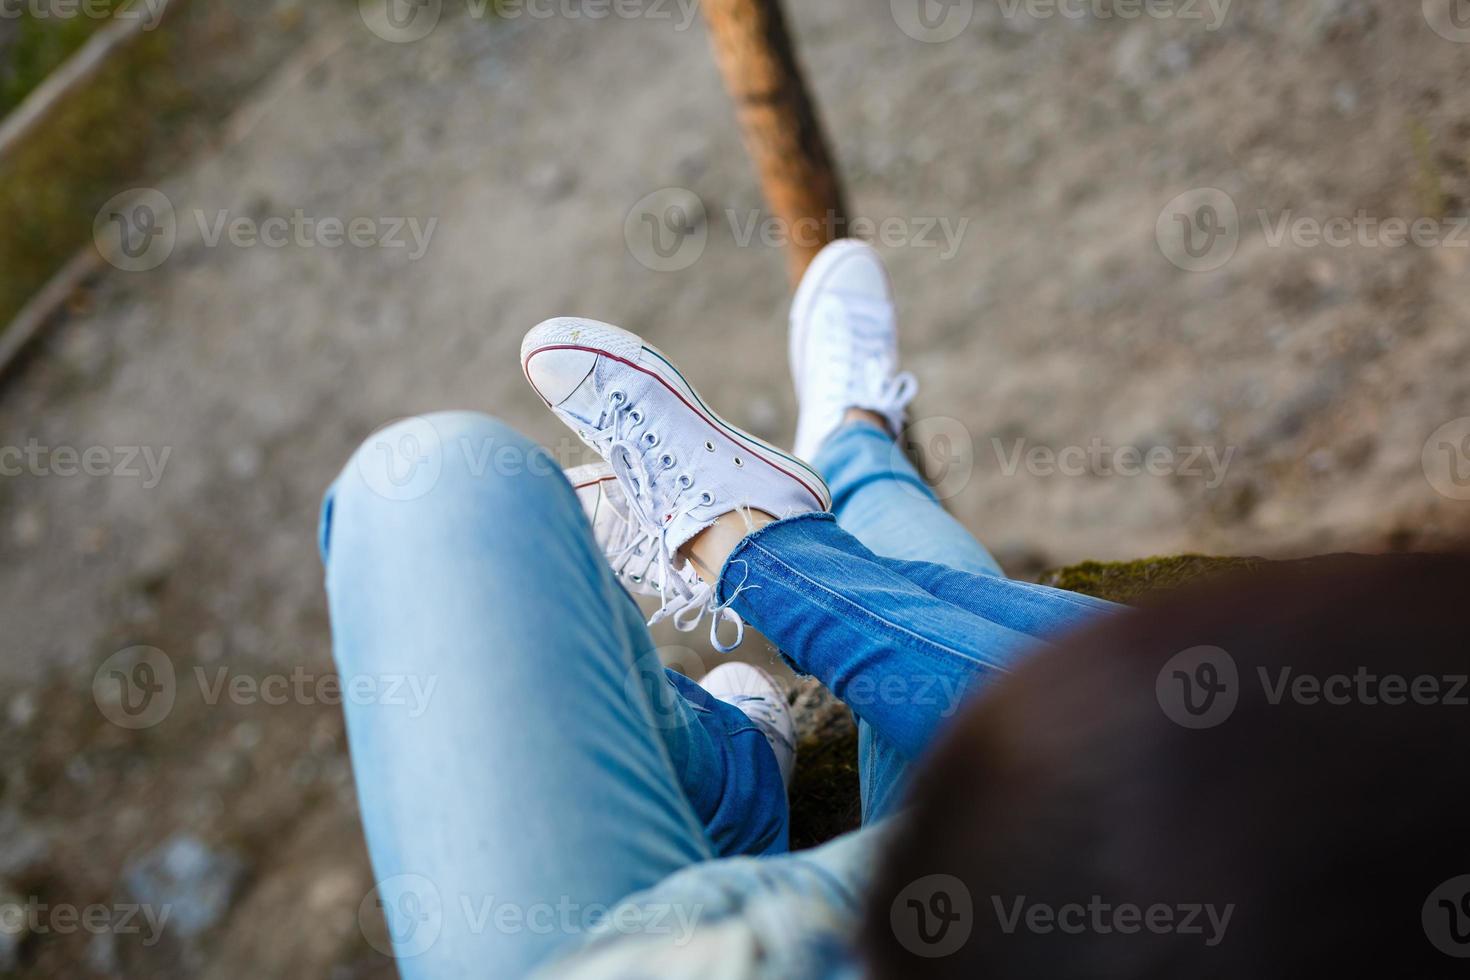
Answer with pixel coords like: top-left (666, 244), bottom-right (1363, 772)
top-left (525, 318), bottom-right (831, 651)
top-left (566, 461), bottom-right (731, 636)
top-left (700, 662), bottom-right (796, 788)
top-left (566, 462), bottom-right (654, 592)
top-left (789, 239), bottom-right (918, 462)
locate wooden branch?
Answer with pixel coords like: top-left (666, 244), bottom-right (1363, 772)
top-left (701, 0), bottom-right (849, 285)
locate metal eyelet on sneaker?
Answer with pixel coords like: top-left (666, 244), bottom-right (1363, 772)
top-left (642, 431), bottom-right (659, 448)
top-left (629, 409), bottom-right (644, 424)
top-left (676, 473), bottom-right (694, 489)
top-left (733, 456), bottom-right (744, 468)
top-left (699, 491), bottom-right (715, 506)
top-left (608, 390), bottom-right (627, 406)
top-left (659, 453), bottom-right (676, 469)
top-left (704, 441), bottom-right (716, 452)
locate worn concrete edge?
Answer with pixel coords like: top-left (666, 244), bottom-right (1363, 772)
top-left (0, 0), bottom-right (190, 165)
top-left (0, 17), bottom-right (349, 383)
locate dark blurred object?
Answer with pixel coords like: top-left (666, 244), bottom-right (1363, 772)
top-left (867, 551), bottom-right (1470, 978)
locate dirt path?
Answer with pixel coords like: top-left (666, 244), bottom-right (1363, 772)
top-left (2, 1), bottom-right (1469, 974)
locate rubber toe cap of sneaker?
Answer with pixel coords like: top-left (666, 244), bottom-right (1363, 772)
top-left (523, 344), bottom-right (598, 407)
top-left (810, 240), bottom-right (891, 303)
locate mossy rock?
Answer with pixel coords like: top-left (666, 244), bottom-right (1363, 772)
top-left (785, 554), bottom-right (1262, 847)
top-left (786, 676), bottom-right (863, 850)
top-left (1035, 554), bottom-right (1264, 604)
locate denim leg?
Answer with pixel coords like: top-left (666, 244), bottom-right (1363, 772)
top-left (814, 425), bottom-right (1120, 632)
top-left (813, 421), bottom-right (1009, 819)
top-left (812, 423), bottom-right (1119, 817)
top-left (541, 820), bottom-right (894, 978)
top-left (718, 514), bottom-right (1119, 764)
top-left (320, 412), bottom-right (786, 978)
top-left (812, 420), bottom-right (1003, 577)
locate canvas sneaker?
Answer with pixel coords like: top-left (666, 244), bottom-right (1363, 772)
top-left (525, 317), bottom-right (830, 650)
top-left (789, 239), bottom-right (918, 462)
top-left (700, 662), bottom-right (797, 788)
top-left (566, 461), bottom-right (738, 644)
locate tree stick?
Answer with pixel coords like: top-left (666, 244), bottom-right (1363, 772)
top-left (701, 0), bottom-right (849, 285)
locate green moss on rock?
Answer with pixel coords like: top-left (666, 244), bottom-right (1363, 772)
top-left (0, 9), bottom-right (188, 332)
top-left (0, 3), bottom-right (131, 118)
top-left (786, 677), bottom-right (862, 850)
top-left (1036, 554), bottom-right (1263, 604)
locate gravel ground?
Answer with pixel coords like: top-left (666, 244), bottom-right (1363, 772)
top-left (3, 0), bottom-right (1470, 974)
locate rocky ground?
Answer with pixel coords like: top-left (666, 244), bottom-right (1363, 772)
top-left (3, 0), bottom-right (1470, 975)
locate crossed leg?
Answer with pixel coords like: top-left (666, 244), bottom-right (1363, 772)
top-left (709, 421), bottom-right (1119, 822)
top-left (812, 420), bottom-right (1004, 821)
top-left (322, 410), bottom-right (1118, 976)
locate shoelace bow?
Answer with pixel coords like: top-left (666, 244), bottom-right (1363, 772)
top-left (861, 366), bottom-right (919, 433)
top-left (589, 390), bottom-right (745, 653)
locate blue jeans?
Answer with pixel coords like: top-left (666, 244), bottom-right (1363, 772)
top-left (320, 413), bottom-right (1116, 978)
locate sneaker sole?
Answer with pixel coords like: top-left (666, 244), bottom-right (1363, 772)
top-left (564, 462), bottom-right (665, 598)
top-left (525, 318), bottom-right (832, 512)
top-left (564, 461), bottom-right (615, 491)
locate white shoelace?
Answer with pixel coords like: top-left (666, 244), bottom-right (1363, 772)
top-left (857, 364), bottom-right (919, 435)
top-left (817, 295), bottom-right (919, 435)
top-left (585, 390), bottom-right (746, 653)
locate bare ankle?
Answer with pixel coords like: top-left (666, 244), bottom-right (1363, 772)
top-left (843, 408), bottom-right (892, 435)
top-left (681, 508), bottom-right (778, 585)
